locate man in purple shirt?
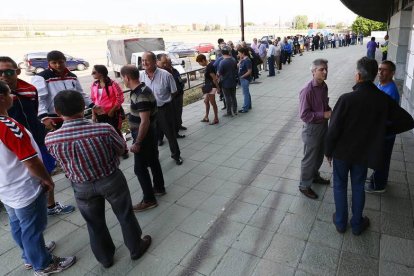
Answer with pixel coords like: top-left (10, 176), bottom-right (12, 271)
top-left (299, 59), bottom-right (332, 199)
top-left (366, 37), bottom-right (377, 59)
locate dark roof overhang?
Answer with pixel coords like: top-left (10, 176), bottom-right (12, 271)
top-left (340, 0), bottom-right (392, 22)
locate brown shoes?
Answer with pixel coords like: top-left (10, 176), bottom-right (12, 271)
top-left (131, 235), bottom-right (152, 260)
top-left (133, 201), bottom-right (158, 212)
top-left (299, 187), bottom-right (318, 199)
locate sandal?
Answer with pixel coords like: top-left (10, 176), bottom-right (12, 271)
top-left (200, 118), bottom-right (209, 122)
top-left (209, 120), bottom-right (219, 125)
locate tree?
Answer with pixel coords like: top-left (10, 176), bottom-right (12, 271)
top-left (351, 16), bottom-right (387, 36)
top-left (318, 21), bottom-right (326, 29)
top-left (294, 15), bottom-right (308, 30)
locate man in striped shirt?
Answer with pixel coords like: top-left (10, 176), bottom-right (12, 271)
top-left (121, 65), bottom-right (165, 212)
top-left (45, 90), bottom-right (151, 268)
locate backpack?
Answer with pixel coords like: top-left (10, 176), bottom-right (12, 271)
top-left (283, 43), bottom-right (291, 53)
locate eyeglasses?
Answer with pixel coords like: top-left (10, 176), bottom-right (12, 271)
top-left (0, 69), bottom-right (16, 77)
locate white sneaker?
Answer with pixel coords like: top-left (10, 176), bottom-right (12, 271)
top-left (34, 255), bottom-right (76, 275)
top-left (24, 241), bottom-right (56, 270)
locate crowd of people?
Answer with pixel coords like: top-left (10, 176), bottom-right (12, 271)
top-left (0, 30), bottom-right (411, 274)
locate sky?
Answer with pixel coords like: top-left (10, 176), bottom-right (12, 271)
top-left (2, 0), bottom-right (357, 26)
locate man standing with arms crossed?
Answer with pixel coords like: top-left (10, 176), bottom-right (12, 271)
top-left (299, 59), bottom-right (331, 199)
top-left (366, 60), bottom-right (400, 193)
top-left (140, 51), bottom-right (183, 165)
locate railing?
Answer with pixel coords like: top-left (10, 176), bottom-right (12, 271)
top-left (85, 67), bottom-right (206, 118)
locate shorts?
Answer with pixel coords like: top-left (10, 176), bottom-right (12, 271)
top-left (205, 88), bottom-right (217, 95)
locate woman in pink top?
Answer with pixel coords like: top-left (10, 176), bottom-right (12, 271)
top-left (90, 65), bottom-right (128, 157)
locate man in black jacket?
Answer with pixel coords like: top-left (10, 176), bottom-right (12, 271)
top-left (325, 57), bottom-right (414, 235)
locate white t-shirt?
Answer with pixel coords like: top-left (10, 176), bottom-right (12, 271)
top-left (140, 68), bottom-right (177, 107)
top-left (0, 116), bottom-right (43, 209)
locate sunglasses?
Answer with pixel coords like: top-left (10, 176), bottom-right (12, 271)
top-left (0, 69), bottom-right (16, 77)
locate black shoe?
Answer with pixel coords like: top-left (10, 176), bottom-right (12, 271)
top-left (131, 235), bottom-right (152, 260)
top-left (221, 106), bottom-right (227, 110)
top-left (332, 213), bottom-right (346, 233)
top-left (238, 109), bottom-right (248, 113)
top-left (102, 261), bottom-right (114, 268)
top-left (299, 187), bottom-right (318, 199)
top-left (352, 216), bottom-right (370, 236)
top-left (179, 126), bottom-right (187, 130)
top-left (158, 140), bottom-right (164, 146)
top-left (174, 157), bottom-right (183, 165)
top-left (313, 175), bottom-right (330, 185)
top-left (153, 189), bottom-right (167, 196)
top-left (177, 134), bottom-right (186, 139)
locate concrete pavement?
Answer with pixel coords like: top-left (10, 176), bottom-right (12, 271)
top-left (1, 44), bottom-right (414, 276)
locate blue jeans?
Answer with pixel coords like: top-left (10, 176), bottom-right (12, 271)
top-left (240, 78), bottom-right (251, 111)
top-left (4, 192), bottom-right (52, 271)
top-left (333, 159), bottom-right (368, 232)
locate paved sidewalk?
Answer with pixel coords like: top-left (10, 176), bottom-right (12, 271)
top-left (1, 45), bottom-right (414, 276)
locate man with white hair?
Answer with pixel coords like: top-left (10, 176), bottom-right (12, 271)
top-left (298, 59), bottom-right (332, 199)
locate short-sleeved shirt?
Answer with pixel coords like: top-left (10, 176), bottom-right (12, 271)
top-left (45, 118), bottom-right (126, 183)
top-left (238, 58), bottom-right (252, 80)
top-left (140, 68), bottom-right (177, 107)
top-left (205, 62), bottom-right (217, 88)
top-left (218, 57), bottom-right (237, 89)
top-left (377, 81), bottom-right (400, 103)
top-left (129, 83), bottom-right (158, 129)
top-left (0, 116), bottom-right (43, 209)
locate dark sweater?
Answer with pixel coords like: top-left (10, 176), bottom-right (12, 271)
top-left (325, 81), bottom-right (414, 170)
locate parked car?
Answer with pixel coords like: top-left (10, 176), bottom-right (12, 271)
top-left (166, 45), bottom-right (197, 58)
top-left (194, 43), bottom-right (214, 53)
top-left (22, 52), bottom-right (89, 74)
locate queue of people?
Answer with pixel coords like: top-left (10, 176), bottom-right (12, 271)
top-left (0, 50), bottom-right (185, 273)
top-left (0, 33), bottom-right (413, 275)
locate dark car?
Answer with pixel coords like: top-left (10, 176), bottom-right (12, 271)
top-left (194, 43), bottom-right (214, 53)
top-left (23, 52), bottom-right (89, 74)
top-left (166, 45), bottom-right (197, 58)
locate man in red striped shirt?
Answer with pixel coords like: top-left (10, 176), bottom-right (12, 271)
top-left (45, 90), bottom-right (151, 268)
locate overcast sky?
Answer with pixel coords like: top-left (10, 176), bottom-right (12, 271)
top-left (3, 0), bottom-right (356, 25)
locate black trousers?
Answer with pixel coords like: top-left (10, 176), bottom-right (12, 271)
top-left (132, 128), bottom-right (165, 202)
top-left (173, 93), bottom-right (184, 130)
top-left (72, 170), bottom-right (145, 265)
top-left (156, 102), bottom-right (181, 159)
